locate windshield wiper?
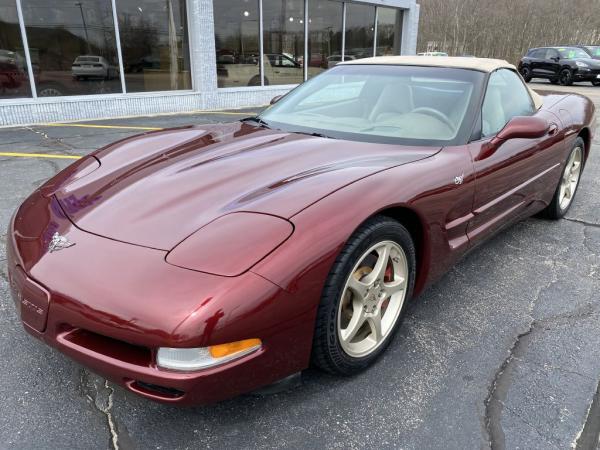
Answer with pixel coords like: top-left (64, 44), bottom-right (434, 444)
top-left (241, 116), bottom-right (270, 129)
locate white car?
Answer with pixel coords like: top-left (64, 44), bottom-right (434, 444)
top-left (72, 56), bottom-right (118, 80)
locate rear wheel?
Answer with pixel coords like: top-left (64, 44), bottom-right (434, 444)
top-left (520, 66), bottom-right (532, 82)
top-left (559, 69), bottom-right (574, 86)
top-left (592, 80), bottom-right (600, 87)
top-left (540, 137), bottom-right (584, 220)
top-left (311, 216), bottom-right (415, 375)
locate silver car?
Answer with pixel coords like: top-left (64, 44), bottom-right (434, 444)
top-left (72, 56), bottom-right (118, 80)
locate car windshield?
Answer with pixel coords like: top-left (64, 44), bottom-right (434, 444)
top-left (585, 46), bottom-right (600, 57)
top-left (557, 48), bottom-right (590, 59)
top-left (258, 64), bottom-right (484, 146)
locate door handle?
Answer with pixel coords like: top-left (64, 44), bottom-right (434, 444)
top-left (548, 123), bottom-right (559, 136)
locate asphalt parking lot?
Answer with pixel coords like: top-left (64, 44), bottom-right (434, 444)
top-left (1, 85), bottom-right (600, 450)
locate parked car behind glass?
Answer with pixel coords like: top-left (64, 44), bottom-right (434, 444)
top-left (519, 46), bottom-right (600, 86)
top-left (71, 55), bottom-right (118, 81)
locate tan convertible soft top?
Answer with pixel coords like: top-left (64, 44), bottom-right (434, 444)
top-left (340, 56), bottom-right (543, 110)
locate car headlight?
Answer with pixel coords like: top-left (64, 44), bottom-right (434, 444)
top-left (576, 61), bottom-right (590, 68)
top-left (157, 339), bottom-right (262, 371)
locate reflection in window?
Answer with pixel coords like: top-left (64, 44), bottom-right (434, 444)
top-left (263, 0), bottom-right (304, 86)
top-left (344, 3), bottom-right (375, 61)
top-left (376, 7), bottom-right (402, 56)
top-left (21, 0), bottom-right (121, 97)
top-left (307, 0), bottom-right (342, 78)
top-left (0, 0), bottom-right (31, 99)
top-left (213, 0), bottom-right (260, 88)
top-left (117, 0), bottom-right (191, 92)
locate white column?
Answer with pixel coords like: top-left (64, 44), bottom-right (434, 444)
top-left (400, 2), bottom-right (419, 55)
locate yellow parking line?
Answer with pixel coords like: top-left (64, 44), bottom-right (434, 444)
top-left (40, 123), bottom-right (163, 131)
top-left (0, 152), bottom-right (82, 160)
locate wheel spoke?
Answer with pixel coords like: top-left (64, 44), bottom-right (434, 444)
top-left (347, 276), bottom-right (369, 300)
top-left (366, 313), bottom-right (383, 342)
top-left (363, 244), bottom-right (390, 285)
top-left (384, 277), bottom-right (406, 297)
top-left (340, 299), bottom-right (366, 343)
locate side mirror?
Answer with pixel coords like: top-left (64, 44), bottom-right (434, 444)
top-left (270, 95), bottom-right (283, 105)
top-left (551, 56), bottom-right (560, 62)
top-left (477, 116), bottom-right (550, 161)
top-left (496, 116), bottom-right (549, 141)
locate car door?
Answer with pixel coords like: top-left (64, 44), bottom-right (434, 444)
top-left (543, 49), bottom-right (561, 78)
top-left (466, 69), bottom-right (563, 245)
top-left (528, 49), bottom-right (546, 76)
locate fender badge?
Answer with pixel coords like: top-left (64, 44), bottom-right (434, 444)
top-left (48, 232), bottom-right (75, 253)
top-left (454, 174), bottom-right (464, 185)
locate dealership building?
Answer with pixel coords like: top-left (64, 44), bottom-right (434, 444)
top-left (0, 0), bottom-right (420, 126)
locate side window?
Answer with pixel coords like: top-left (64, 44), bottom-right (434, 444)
top-left (546, 49), bottom-right (559, 60)
top-left (481, 69), bottom-right (535, 138)
top-left (531, 49), bottom-right (544, 59)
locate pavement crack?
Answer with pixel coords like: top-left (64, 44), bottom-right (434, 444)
top-left (484, 323), bottom-right (535, 450)
top-left (79, 369), bottom-right (120, 450)
top-left (564, 217), bottom-right (600, 229)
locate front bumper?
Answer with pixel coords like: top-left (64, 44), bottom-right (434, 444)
top-left (573, 69), bottom-right (600, 82)
top-left (6, 190), bottom-right (316, 405)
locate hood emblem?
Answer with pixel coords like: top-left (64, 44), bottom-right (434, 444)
top-left (48, 232), bottom-right (75, 253)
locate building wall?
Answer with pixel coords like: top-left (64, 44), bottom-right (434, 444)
top-left (0, 0), bottom-right (419, 127)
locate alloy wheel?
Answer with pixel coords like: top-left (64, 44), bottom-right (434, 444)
top-left (559, 69), bottom-right (573, 86)
top-left (559, 146), bottom-right (583, 210)
top-left (337, 240), bottom-right (408, 358)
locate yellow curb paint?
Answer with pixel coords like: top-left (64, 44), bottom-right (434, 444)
top-left (0, 152), bottom-right (82, 160)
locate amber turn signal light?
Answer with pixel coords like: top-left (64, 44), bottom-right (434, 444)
top-left (209, 338), bottom-right (262, 358)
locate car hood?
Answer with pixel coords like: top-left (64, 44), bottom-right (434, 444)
top-left (54, 122), bottom-right (439, 250)
top-left (576, 58), bottom-right (600, 67)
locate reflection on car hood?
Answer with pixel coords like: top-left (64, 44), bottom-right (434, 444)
top-left (55, 122), bottom-right (439, 250)
top-left (575, 58), bottom-right (600, 67)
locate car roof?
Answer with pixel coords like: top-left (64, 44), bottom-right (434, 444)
top-left (340, 55), bottom-right (515, 73)
top-left (339, 55), bottom-right (543, 110)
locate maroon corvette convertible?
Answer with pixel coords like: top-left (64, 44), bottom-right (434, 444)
top-left (7, 57), bottom-right (595, 405)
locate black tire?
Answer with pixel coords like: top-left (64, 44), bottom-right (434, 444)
top-left (311, 216), bottom-right (416, 375)
top-left (559, 68), bottom-right (574, 86)
top-left (540, 137), bottom-right (585, 220)
top-left (520, 66), bottom-right (532, 82)
top-left (592, 80), bottom-right (600, 87)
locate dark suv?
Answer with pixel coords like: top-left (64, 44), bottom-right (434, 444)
top-left (518, 46), bottom-right (600, 86)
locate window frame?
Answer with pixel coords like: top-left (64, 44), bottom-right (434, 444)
top-left (476, 68), bottom-right (536, 140)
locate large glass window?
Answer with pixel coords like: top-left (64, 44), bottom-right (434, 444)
top-left (344, 3), bottom-right (375, 61)
top-left (22, 0), bottom-right (121, 97)
top-left (307, 0), bottom-right (342, 78)
top-left (0, 0), bottom-right (31, 99)
top-left (376, 7), bottom-right (402, 56)
top-left (214, 0), bottom-right (260, 88)
top-left (117, 0), bottom-right (191, 92)
top-left (263, 0), bottom-right (304, 86)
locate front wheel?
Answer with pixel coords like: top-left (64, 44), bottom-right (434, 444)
top-left (311, 216), bottom-right (415, 375)
top-left (540, 137), bottom-right (584, 220)
top-left (559, 69), bottom-right (574, 86)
